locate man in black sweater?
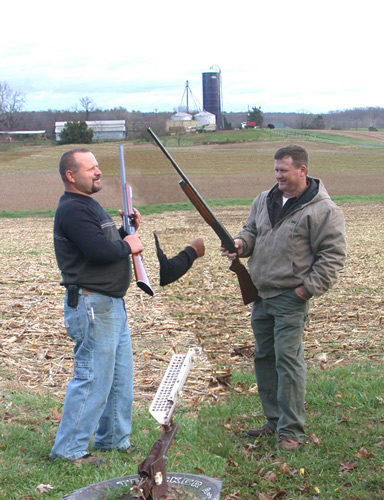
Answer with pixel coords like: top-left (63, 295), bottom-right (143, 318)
top-left (50, 148), bottom-right (143, 465)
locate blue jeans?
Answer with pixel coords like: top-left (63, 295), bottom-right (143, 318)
top-left (50, 291), bottom-right (133, 460)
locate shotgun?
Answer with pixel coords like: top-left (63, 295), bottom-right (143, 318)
top-left (119, 145), bottom-right (154, 297)
top-left (147, 128), bottom-right (258, 305)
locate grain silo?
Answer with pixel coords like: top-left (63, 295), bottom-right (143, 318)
top-left (165, 111), bottom-right (197, 133)
top-left (202, 69), bottom-right (222, 129)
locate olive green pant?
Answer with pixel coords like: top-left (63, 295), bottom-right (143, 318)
top-left (251, 290), bottom-right (309, 442)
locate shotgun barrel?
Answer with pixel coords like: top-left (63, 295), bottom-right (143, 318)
top-left (119, 145), bottom-right (154, 297)
top-left (147, 128), bottom-right (258, 305)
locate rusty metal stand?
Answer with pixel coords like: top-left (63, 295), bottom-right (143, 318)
top-left (132, 422), bottom-right (179, 499)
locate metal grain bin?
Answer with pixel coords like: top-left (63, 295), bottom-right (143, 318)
top-left (202, 72), bottom-right (222, 129)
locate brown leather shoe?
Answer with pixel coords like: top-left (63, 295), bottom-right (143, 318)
top-left (278, 436), bottom-right (301, 451)
top-left (71, 453), bottom-right (105, 466)
top-left (247, 423), bottom-right (276, 438)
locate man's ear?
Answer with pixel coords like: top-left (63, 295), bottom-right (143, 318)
top-left (65, 170), bottom-right (75, 184)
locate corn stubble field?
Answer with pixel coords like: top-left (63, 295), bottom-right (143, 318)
top-left (0, 204), bottom-right (383, 406)
top-left (0, 132), bottom-right (383, 407)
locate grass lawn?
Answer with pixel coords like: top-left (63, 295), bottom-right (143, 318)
top-left (1, 363), bottom-right (383, 499)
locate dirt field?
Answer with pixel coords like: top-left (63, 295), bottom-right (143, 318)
top-left (1, 137), bottom-right (384, 210)
top-left (324, 130), bottom-right (384, 143)
top-left (1, 203), bottom-right (383, 407)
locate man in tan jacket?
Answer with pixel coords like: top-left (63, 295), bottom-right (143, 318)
top-left (222, 145), bottom-right (347, 450)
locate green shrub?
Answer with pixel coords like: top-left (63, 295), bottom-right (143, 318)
top-left (59, 121), bottom-right (93, 144)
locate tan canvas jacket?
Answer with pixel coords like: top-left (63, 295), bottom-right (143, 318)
top-left (236, 179), bottom-right (347, 299)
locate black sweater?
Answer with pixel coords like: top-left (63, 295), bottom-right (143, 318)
top-left (54, 192), bottom-right (132, 297)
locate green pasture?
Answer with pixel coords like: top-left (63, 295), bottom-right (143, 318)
top-left (1, 194), bottom-right (384, 219)
top-left (272, 129), bottom-right (384, 148)
top-left (160, 127), bottom-right (384, 149)
top-left (1, 363), bottom-right (383, 499)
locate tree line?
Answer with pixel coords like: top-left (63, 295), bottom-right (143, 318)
top-left (1, 81), bottom-right (383, 138)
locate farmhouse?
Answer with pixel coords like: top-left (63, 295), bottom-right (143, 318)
top-left (55, 120), bottom-right (126, 141)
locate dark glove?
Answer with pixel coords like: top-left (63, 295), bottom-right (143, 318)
top-left (154, 232), bottom-right (198, 286)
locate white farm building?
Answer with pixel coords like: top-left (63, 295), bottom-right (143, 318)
top-left (165, 110), bottom-right (216, 133)
top-left (55, 120), bottom-right (126, 141)
top-left (194, 110), bottom-right (216, 131)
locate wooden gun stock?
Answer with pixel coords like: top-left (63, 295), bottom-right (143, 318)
top-left (147, 127), bottom-right (258, 305)
top-left (229, 257), bottom-right (259, 305)
top-left (181, 181), bottom-right (258, 305)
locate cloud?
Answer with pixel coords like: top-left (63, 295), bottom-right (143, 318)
top-left (1, 0), bottom-right (382, 113)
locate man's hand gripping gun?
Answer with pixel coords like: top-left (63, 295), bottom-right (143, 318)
top-left (119, 145), bottom-right (154, 296)
top-left (147, 127), bottom-right (258, 305)
top-left (131, 348), bottom-right (198, 499)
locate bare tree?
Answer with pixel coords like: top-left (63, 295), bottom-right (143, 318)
top-left (294, 112), bottom-right (314, 129)
top-left (79, 96), bottom-right (96, 120)
top-left (0, 81), bottom-right (25, 129)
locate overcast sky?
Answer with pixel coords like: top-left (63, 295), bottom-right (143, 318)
top-left (1, 0), bottom-right (381, 114)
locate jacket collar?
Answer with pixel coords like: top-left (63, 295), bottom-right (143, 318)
top-left (267, 177), bottom-right (319, 204)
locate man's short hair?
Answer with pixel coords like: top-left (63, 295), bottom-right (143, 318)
top-left (59, 148), bottom-right (91, 182)
top-left (274, 145), bottom-right (308, 169)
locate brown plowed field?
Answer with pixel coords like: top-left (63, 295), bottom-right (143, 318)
top-left (1, 137), bottom-right (384, 210)
top-left (325, 130), bottom-right (384, 143)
